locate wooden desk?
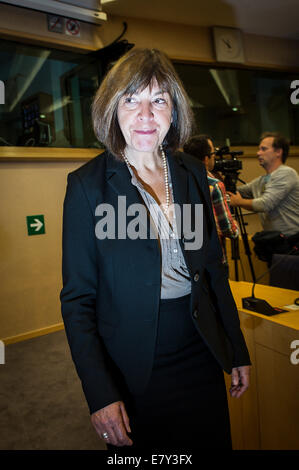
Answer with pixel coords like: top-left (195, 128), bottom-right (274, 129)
top-left (225, 281), bottom-right (299, 450)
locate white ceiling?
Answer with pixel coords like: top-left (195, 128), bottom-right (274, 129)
top-left (103, 0), bottom-right (299, 40)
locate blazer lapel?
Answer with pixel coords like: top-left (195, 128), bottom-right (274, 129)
top-left (167, 150), bottom-right (191, 246)
top-left (105, 151), bottom-right (207, 275)
top-left (106, 152), bottom-right (143, 205)
top-left (168, 151), bottom-right (207, 273)
top-left (106, 150), bottom-right (189, 208)
top-left (167, 150), bottom-right (189, 209)
top-left (105, 152), bottom-right (156, 241)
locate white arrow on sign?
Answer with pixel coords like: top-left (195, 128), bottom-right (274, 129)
top-left (30, 218), bottom-right (43, 232)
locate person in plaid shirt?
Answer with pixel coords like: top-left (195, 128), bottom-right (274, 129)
top-left (184, 135), bottom-right (239, 269)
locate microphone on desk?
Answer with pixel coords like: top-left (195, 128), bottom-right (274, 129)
top-left (242, 246), bottom-right (299, 315)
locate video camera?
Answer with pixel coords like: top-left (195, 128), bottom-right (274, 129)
top-left (213, 145), bottom-right (243, 193)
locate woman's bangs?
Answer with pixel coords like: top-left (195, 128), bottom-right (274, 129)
top-left (122, 67), bottom-right (172, 98)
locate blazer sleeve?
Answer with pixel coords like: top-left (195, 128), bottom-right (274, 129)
top-left (60, 172), bottom-right (122, 414)
top-left (201, 171), bottom-right (251, 368)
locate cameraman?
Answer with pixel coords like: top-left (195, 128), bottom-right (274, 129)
top-left (184, 135), bottom-right (239, 270)
top-left (228, 132), bottom-right (299, 237)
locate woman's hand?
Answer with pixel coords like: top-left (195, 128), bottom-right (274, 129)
top-left (229, 365), bottom-right (251, 398)
top-left (91, 401), bottom-right (133, 447)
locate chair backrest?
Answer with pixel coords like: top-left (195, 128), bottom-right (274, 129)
top-left (270, 254), bottom-right (299, 290)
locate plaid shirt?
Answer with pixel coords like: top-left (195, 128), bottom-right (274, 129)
top-left (207, 172), bottom-right (239, 264)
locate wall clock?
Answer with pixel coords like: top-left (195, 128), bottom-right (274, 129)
top-left (213, 27), bottom-right (245, 63)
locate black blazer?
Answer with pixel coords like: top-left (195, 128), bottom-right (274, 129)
top-left (60, 150), bottom-right (250, 414)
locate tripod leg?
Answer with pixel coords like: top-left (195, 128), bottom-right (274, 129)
top-left (230, 237), bottom-right (240, 281)
top-left (235, 208), bottom-right (256, 283)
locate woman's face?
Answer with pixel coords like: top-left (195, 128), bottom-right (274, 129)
top-left (117, 80), bottom-right (173, 155)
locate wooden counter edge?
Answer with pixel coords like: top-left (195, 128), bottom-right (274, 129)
top-left (1, 146), bottom-right (299, 161)
top-left (0, 147), bottom-right (104, 161)
top-left (230, 280), bottom-right (299, 331)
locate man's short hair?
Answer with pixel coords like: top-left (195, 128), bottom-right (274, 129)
top-left (183, 134), bottom-right (212, 162)
top-left (260, 132), bottom-right (290, 163)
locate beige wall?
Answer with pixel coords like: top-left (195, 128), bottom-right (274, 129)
top-left (1, 154), bottom-right (298, 342)
top-left (1, 4), bottom-right (299, 68)
top-left (0, 160), bottom-right (84, 341)
top-left (99, 15), bottom-right (299, 69)
top-left (0, 4), bottom-right (299, 341)
top-left (0, 3), bottom-right (103, 51)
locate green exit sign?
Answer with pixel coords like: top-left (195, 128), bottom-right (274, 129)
top-left (26, 215), bottom-right (45, 236)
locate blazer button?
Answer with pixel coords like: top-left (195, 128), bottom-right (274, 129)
top-left (193, 273), bottom-right (199, 282)
top-left (192, 309), bottom-right (198, 319)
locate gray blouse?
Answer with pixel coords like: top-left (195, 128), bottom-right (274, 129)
top-left (126, 162), bottom-right (191, 299)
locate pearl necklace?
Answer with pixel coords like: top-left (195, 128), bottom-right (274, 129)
top-left (123, 147), bottom-right (170, 216)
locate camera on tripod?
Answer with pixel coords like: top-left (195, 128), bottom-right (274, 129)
top-left (213, 146), bottom-right (243, 193)
top-left (212, 145), bottom-right (256, 283)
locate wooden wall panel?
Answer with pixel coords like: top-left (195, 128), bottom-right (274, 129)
top-left (255, 343), bottom-right (299, 449)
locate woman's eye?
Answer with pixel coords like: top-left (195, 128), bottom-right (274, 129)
top-left (154, 98), bottom-right (166, 104)
top-left (124, 97), bottom-right (137, 104)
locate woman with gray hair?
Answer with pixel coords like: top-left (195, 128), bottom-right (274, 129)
top-left (60, 48), bottom-right (250, 451)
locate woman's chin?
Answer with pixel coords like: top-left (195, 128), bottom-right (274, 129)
top-left (127, 135), bottom-right (163, 154)
top-left (128, 143), bottom-right (160, 154)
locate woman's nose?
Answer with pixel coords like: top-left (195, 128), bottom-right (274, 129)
top-left (138, 102), bottom-right (153, 120)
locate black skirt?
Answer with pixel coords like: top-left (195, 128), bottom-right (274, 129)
top-left (121, 294), bottom-right (232, 451)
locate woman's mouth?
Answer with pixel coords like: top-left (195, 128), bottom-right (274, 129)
top-left (134, 129), bottom-right (156, 135)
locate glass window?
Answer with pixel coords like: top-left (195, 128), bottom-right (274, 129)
top-left (0, 38), bottom-right (298, 148)
top-left (0, 39), bottom-right (102, 148)
top-left (173, 62), bottom-right (299, 147)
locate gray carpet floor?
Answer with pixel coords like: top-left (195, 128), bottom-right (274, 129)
top-left (0, 330), bottom-right (106, 450)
